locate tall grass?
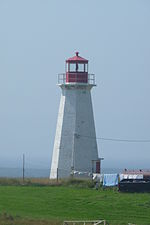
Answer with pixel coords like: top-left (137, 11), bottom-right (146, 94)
top-left (0, 177), bottom-right (95, 188)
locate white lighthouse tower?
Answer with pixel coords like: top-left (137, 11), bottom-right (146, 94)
top-left (50, 52), bottom-right (99, 179)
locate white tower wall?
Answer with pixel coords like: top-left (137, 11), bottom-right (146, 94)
top-left (50, 84), bottom-right (98, 179)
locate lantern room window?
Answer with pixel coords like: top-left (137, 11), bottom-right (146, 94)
top-left (78, 64), bottom-right (84, 72)
top-left (85, 64), bottom-right (88, 72)
top-left (69, 63), bottom-right (76, 72)
top-left (67, 63), bottom-right (88, 73)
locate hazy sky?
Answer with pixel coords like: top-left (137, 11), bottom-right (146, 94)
top-left (0, 0), bottom-right (150, 169)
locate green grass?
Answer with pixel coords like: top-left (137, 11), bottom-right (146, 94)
top-left (0, 180), bottom-right (150, 224)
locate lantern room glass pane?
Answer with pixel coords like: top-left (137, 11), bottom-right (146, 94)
top-left (78, 64), bottom-right (84, 72)
top-left (67, 63), bottom-right (69, 72)
top-left (85, 64), bottom-right (88, 72)
top-left (68, 63), bottom-right (88, 72)
top-left (69, 63), bottom-right (76, 72)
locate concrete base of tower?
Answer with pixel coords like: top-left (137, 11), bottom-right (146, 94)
top-left (50, 84), bottom-right (99, 179)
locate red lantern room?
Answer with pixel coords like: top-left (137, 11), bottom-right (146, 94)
top-left (66, 52), bottom-right (88, 83)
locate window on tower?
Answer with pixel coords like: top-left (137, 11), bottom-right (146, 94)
top-left (69, 63), bottom-right (76, 72)
top-left (78, 64), bottom-right (84, 72)
top-left (68, 63), bottom-right (87, 72)
top-left (85, 64), bottom-right (88, 72)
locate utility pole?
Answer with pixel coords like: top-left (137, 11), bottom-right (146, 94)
top-left (23, 154), bottom-right (25, 183)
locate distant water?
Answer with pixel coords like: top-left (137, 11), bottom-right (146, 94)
top-left (0, 168), bottom-right (50, 178)
top-left (0, 168), bottom-right (123, 178)
top-left (101, 168), bottom-right (123, 174)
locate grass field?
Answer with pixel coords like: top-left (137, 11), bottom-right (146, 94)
top-left (0, 179), bottom-right (150, 225)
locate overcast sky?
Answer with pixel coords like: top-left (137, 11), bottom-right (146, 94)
top-left (0, 0), bottom-right (150, 170)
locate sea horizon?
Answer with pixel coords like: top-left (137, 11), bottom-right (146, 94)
top-left (0, 167), bottom-right (149, 178)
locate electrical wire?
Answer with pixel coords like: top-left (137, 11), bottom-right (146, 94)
top-left (77, 134), bottom-right (150, 143)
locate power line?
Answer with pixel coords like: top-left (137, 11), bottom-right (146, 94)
top-left (97, 137), bottom-right (150, 143)
top-left (77, 134), bottom-right (150, 143)
top-left (62, 133), bottom-right (150, 143)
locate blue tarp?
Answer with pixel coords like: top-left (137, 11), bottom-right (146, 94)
top-left (103, 174), bottom-right (119, 187)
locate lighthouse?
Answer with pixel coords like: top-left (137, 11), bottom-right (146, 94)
top-left (50, 52), bottom-right (99, 179)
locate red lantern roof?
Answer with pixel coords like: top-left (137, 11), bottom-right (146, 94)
top-left (66, 52), bottom-right (88, 63)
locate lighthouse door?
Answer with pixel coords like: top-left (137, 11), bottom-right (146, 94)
top-left (96, 161), bottom-right (100, 173)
